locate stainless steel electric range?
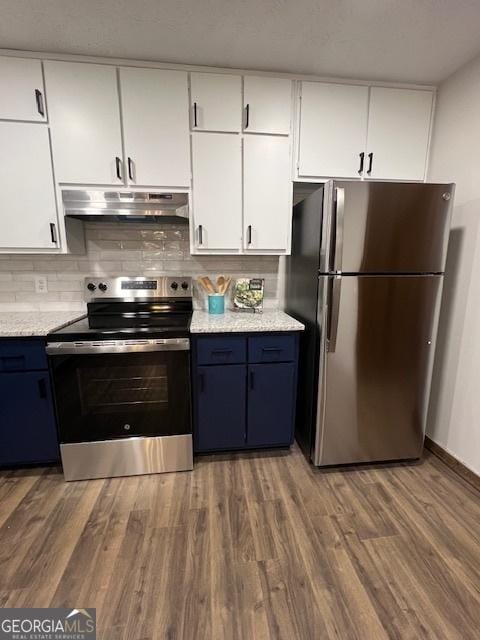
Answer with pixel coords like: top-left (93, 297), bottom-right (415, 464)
top-left (46, 276), bottom-right (193, 481)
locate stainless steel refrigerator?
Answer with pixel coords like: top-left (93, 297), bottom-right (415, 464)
top-left (286, 180), bottom-right (454, 466)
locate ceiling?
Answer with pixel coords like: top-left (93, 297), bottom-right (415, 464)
top-left (1, 0), bottom-right (479, 84)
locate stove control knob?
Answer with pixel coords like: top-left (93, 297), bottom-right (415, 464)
top-left (98, 282), bottom-right (108, 292)
top-left (170, 281), bottom-right (179, 291)
top-left (181, 281), bottom-right (189, 290)
top-left (87, 282), bottom-right (96, 292)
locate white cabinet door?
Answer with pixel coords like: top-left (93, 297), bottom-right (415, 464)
top-left (0, 123), bottom-right (58, 249)
top-left (366, 87), bottom-right (433, 181)
top-left (298, 82), bottom-right (369, 178)
top-left (120, 68), bottom-right (190, 187)
top-left (190, 73), bottom-right (242, 132)
top-left (0, 57), bottom-right (46, 121)
top-left (243, 76), bottom-right (292, 135)
top-left (191, 133), bottom-right (242, 251)
top-left (244, 136), bottom-right (292, 252)
top-left (44, 61), bottom-right (123, 185)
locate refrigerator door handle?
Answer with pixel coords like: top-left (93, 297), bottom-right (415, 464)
top-left (327, 275), bottom-right (342, 353)
top-left (333, 187), bottom-right (345, 273)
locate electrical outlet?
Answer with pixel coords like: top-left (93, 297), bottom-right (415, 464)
top-left (34, 275), bottom-right (48, 294)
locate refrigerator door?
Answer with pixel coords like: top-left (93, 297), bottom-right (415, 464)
top-left (314, 274), bottom-right (442, 466)
top-left (328, 181), bottom-right (453, 274)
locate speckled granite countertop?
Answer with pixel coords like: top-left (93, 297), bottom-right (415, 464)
top-left (0, 311), bottom-right (86, 337)
top-left (190, 310), bottom-right (305, 333)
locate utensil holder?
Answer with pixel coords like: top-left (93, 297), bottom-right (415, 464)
top-left (208, 294), bottom-right (225, 315)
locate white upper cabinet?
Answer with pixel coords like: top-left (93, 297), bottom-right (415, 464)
top-left (0, 57), bottom-right (46, 122)
top-left (297, 82), bottom-right (434, 181)
top-left (120, 68), bottom-right (190, 187)
top-left (191, 133), bottom-right (242, 251)
top-left (365, 87), bottom-right (434, 181)
top-left (243, 136), bottom-right (292, 252)
top-left (243, 76), bottom-right (292, 135)
top-left (190, 73), bottom-right (242, 132)
top-left (298, 82), bottom-right (369, 179)
top-left (44, 61), bottom-right (123, 185)
top-left (0, 122), bottom-right (58, 249)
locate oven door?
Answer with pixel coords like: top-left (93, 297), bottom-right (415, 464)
top-left (48, 338), bottom-right (191, 443)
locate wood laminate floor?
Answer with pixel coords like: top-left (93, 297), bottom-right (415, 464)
top-left (1, 445), bottom-right (479, 639)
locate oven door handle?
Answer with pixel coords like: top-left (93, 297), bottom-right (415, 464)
top-left (46, 338), bottom-right (190, 355)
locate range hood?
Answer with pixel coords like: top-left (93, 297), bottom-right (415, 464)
top-left (62, 190), bottom-right (189, 223)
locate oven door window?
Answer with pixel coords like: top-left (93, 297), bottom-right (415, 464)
top-left (50, 351), bottom-right (190, 443)
top-left (78, 363), bottom-right (169, 415)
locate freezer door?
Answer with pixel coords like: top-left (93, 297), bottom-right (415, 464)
top-left (314, 274), bottom-right (442, 465)
top-left (330, 181), bottom-right (453, 274)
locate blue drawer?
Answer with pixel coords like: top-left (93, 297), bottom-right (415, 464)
top-left (248, 335), bottom-right (296, 363)
top-left (196, 336), bottom-right (247, 365)
top-left (0, 339), bottom-right (48, 372)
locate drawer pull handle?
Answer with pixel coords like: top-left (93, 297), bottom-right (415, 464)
top-left (211, 349), bottom-right (233, 355)
top-left (262, 347), bottom-right (282, 352)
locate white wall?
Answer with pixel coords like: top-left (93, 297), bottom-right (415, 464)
top-left (0, 222), bottom-right (281, 312)
top-left (427, 53), bottom-right (480, 475)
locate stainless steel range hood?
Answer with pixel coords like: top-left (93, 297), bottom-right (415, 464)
top-left (62, 190), bottom-right (189, 223)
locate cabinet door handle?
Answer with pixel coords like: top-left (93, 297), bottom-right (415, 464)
top-left (50, 223), bottom-right (58, 244)
top-left (198, 224), bottom-right (203, 245)
top-left (35, 89), bottom-right (45, 117)
top-left (247, 225), bottom-right (252, 245)
top-left (367, 152), bottom-right (374, 175)
top-left (249, 370), bottom-right (255, 390)
top-left (199, 371), bottom-right (205, 392)
top-left (127, 157), bottom-right (134, 181)
top-left (358, 152), bottom-right (365, 175)
top-left (115, 156), bottom-right (123, 180)
top-left (193, 102), bottom-right (198, 127)
top-left (38, 377), bottom-right (47, 399)
top-left (245, 104), bottom-right (250, 129)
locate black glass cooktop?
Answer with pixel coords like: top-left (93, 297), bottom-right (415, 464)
top-left (48, 299), bottom-right (192, 342)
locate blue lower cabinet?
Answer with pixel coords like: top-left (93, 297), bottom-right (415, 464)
top-left (193, 332), bottom-right (299, 452)
top-left (0, 370), bottom-right (59, 466)
top-left (247, 363), bottom-right (296, 447)
top-left (194, 364), bottom-right (246, 452)
top-left (0, 339), bottom-right (48, 372)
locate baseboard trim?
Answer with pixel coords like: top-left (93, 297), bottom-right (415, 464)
top-left (424, 436), bottom-right (480, 492)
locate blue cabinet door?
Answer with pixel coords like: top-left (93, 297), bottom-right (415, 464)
top-left (194, 365), bottom-right (246, 452)
top-left (0, 371), bottom-right (59, 465)
top-left (247, 363), bottom-right (296, 447)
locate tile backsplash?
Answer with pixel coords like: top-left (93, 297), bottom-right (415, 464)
top-left (0, 222), bottom-right (281, 312)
